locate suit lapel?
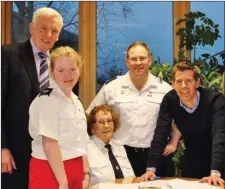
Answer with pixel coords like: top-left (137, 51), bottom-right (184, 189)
top-left (20, 40), bottom-right (40, 94)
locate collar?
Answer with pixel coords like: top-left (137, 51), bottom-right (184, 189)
top-left (91, 135), bottom-right (108, 151)
top-left (180, 90), bottom-right (200, 113)
top-left (30, 38), bottom-right (50, 57)
top-left (122, 71), bottom-right (158, 91)
top-left (49, 78), bottom-right (78, 102)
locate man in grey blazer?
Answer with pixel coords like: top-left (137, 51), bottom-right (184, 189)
top-left (1, 7), bottom-right (63, 189)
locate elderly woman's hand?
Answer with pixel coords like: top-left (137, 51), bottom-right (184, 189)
top-left (82, 173), bottom-right (90, 189)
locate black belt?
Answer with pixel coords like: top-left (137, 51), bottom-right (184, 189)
top-left (124, 145), bottom-right (150, 153)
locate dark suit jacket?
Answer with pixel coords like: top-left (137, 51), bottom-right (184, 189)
top-left (1, 39), bottom-right (40, 171)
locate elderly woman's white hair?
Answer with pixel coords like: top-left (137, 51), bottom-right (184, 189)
top-left (32, 7), bottom-right (63, 29)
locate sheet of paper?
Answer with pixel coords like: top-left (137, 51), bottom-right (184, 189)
top-left (167, 179), bottom-right (221, 189)
top-left (138, 179), bottom-right (169, 188)
top-left (98, 183), bottom-right (139, 189)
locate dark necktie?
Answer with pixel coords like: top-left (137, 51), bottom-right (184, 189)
top-left (38, 52), bottom-right (50, 91)
top-left (105, 144), bottom-right (124, 179)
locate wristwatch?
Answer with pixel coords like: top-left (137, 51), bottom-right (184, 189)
top-left (210, 170), bottom-right (221, 178)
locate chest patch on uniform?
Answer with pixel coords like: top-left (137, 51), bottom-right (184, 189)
top-left (39, 88), bottom-right (53, 97)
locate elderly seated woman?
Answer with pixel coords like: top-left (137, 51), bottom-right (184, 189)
top-left (87, 104), bottom-right (135, 186)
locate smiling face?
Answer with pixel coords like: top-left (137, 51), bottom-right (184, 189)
top-left (52, 56), bottom-right (80, 95)
top-left (173, 70), bottom-right (200, 107)
top-left (92, 110), bottom-right (115, 144)
top-left (30, 14), bottom-right (62, 52)
top-left (126, 45), bottom-right (151, 77)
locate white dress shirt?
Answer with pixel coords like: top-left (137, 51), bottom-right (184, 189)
top-left (29, 79), bottom-right (88, 160)
top-left (86, 71), bottom-right (172, 148)
top-left (87, 135), bottom-right (135, 186)
top-left (30, 38), bottom-right (50, 79)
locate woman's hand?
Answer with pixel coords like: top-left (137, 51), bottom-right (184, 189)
top-left (82, 174), bottom-right (90, 189)
top-left (59, 182), bottom-right (68, 189)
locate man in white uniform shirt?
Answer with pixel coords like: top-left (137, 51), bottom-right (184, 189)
top-left (86, 41), bottom-right (174, 177)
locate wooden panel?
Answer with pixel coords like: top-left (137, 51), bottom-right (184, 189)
top-left (1, 1), bottom-right (12, 45)
top-left (173, 1), bottom-right (190, 60)
top-left (79, 2), bottom-right (96, 109)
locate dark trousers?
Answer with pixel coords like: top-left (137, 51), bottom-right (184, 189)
top-left (124, 145), bottom-right (175, 177)
top-left (2, 167), bottom-right (29, 189)
top-left (180, 152), bottom-right (211, 179)
top-left (2, 151), bottom-right (30, 189)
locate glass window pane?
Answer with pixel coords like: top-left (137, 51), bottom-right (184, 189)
top-left (96, 2), bottom-right (173, 92)
top-left (191, 2), bottom-right (224, 65)
top-left (12, 1), bottom-right (79, 50)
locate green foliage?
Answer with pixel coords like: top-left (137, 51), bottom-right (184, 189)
top-left (176, 11), bottom-right (221, 62)
top-left (172, 140), bottom-right (185, 177)
top-left (150, 58), bottom-right (173, 84)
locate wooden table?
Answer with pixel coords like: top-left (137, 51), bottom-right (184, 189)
top-left (91, 177), bottom-right (225, 189)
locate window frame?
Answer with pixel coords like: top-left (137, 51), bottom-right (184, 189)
top-left (1, 1), bottom-right (190, 108)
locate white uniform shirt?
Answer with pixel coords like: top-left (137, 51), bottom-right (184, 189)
top-left (86, 71), bottom-right (172, 148)
top-left (87, 135), bottom-right (135, 186)
top-left (29, 79), bottom-right (88, 160)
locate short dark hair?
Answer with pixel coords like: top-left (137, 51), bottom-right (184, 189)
top-left (126, 41), bottom-right (151, 59)
top-left (172, 61), bottom-right (200, 81)
top-left (87, 104), bottom-right (120, 136)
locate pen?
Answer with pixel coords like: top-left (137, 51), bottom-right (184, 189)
top-left (149, 176), bottom-right (161, 180)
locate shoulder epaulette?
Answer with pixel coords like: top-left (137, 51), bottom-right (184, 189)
top-left (77, 97), bottom-right (83, 103)
top-left (105, 76), bottom-right (117, 85)
top-left (39, 88), bottom-right (53, 97)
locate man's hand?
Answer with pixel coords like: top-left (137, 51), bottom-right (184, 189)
top-left (163, 144), bottom-right (177, 156)
top-left (1, 148), bottom-right (17, 174)
top-left (137, 170), bottom-right (156, 182)
top-left (199, 176), bottom-right (224, 186)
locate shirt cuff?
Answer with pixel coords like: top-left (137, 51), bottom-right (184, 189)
top-left (146, 167), bottom-right (156, 172)
top-left (210, 170), bottom-right (221, 177)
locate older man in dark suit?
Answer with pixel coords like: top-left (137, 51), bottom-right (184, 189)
top-left (1, 7), bottom-right (63, 189)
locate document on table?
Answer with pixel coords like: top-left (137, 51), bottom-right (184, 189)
top-left (138, 179), bottom-right (168, 188)
top-left (98, 183), bottom-right (139, 189)
top-left (162, 179), bottom-right (221, 189)
top-left (98, 179), bottom-right (222, 189)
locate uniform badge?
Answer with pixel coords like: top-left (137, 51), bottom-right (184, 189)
top-left (39, 88), bottom-right (53, 97)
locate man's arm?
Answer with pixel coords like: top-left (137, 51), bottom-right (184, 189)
top-left (1, 46), bottom-right (9, 149)
top-left (200, 93), bottom-right (225, 186)
top-left (147, 94), bottom-right (173, 168)
top-left (211, 93), bottom-right (225, 172)
top-left (138, 94), bottom-right (173, 181)
top-left (1, 46), bottom-right (17, 174)
top-left (163, 123), bottom-right (182, 156)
